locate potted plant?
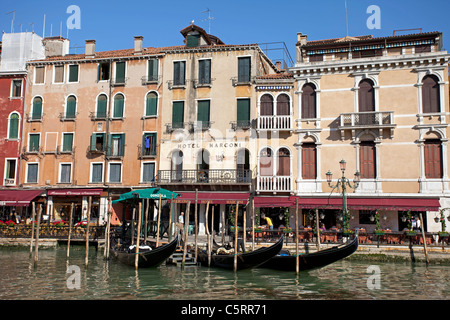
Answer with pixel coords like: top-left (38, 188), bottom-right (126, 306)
top-left (374, 211), bottom-right (385, 235)
top-left (53, 220), bottom-right (65, 227)
top-left (438, 209), bottom-right (449, 237)
top-left (5, 220), bottom-right (15, 228)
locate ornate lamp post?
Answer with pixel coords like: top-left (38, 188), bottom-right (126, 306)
top-left (326, 159), bottom-right (361, 233)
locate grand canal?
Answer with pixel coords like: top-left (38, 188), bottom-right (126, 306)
top-left (1, 246), bottom-right (449, 301)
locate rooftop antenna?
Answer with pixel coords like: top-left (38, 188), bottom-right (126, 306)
top-left (201, 8), bottom-right (214, 34)
top-left (345, 0), bottom-right (349, 37)
top-left (42, 14), bottom-right (46, 38)
top-left (30, 22), bottom-right (34, 33)
top-left (6, 10), bottom-right (15, 33)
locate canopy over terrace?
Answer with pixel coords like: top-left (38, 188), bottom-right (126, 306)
top-left (173, 192), bottom-right (250, 205)
top-left (112, 188), bottom-right (181, 203)
top-left (0, 189), bottom-right (44, 207)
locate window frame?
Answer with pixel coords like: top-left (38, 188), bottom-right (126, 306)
top-left (237, 56), bottom-right (251, 83)
top-left (90, 162), bottom-right (104, 183)
top-left (7, 112), bottom-right (20, 140)
top-left (61, 132), bottom-right (74, 153)
top-left (28, 133), bottom-right (40, 152)
top-left (302, 143), bottom-right (317, 180)
top-left (141, 161), bottom-right (156, 183)
top-left (173, 60), bottom-right (186, 86)
top-left (10, 79), bottom-right (23, 98)
top-left (108, 162), bottom-right (122, 183)
top-left (112, 93), bottom-right (125, 119)
top-left (25, 162), bottom-right (39, 184)
top-left (424, 139), bottom-right (443, 179)
top-left (360, 141), bottom-right (376, 179)
top-left (198, 59), bottom-right (212, 85)
top-left (31, 96), bottom-right (43, 121)
top-left (58, 163), bottom-right (72, 184)
top-left (144, 91), bottom-right (158, 117)
top-left (68, 64), bottom-right (79, 83)
top-left (4, 158), bottom-right (17, 186)
top-left (34, 66), bottom-right (45, 85)
top-left (53, 65), bottom-right (65, 84)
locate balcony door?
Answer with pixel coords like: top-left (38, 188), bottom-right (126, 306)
top-left (171, 150), bottom-right (183, 182)
top-left (197, 149), bottom-right (210, 182)
top-left (237, 148), bottom-right (250, 182)
top-left (358, 79), bottom-right (375, 125)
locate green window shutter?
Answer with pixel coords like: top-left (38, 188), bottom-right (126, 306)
top-left (113, 95), bottom-right (124, 118)
top-left (69, 65), bottom-right (79, 82)
top-left (142, 163), bottom-right (156, 182)
top-left (187, 34), bottom-right (200, 48)
top-left (97, 95), bottom-right (107, 118)
top-left (174, 61), bottom-right (185, 85)
top-left (120, 134), bottom-right (125, 156)
top-left (66, 96), bottom-right (76, 118)
top-left (115, 62), bottom-right (125, 83)
top-left (9, 114), bottom-right (19, 139)
top-left (238, 57), bottom-right (251, 82)
top-left (199, 60), bottom-right (211, 84)
top-left (172, 101), bottom-right (184, 128)
top-left (146, 92), bottom-right (158, 116)
top-left (90, 133), bottom-right (97, 151)
top-left (29, 134), bottom-right (40, 152)
top-left (143, 133), bottom-right (157, 155)
top-left (32, 98), bottom-right (42, 120)
top-left (197, 100), bottom-right (210, 125)
top-left (107, 134), bottom-right (113, 156)
top-left (63, 133), bottom-right (73, 152)
top-left (148, 59), bottom-right (158, 81)
top-left (237, 99), bottom-right (250, 125)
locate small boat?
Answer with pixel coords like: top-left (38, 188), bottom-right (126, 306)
top-left (113, 236), bottom-right (179, 268)
top-left (259, 232), bottom-right (358, 272)
top-left (197, 236), bottom-right (284, 271)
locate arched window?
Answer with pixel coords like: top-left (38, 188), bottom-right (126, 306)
top-left (360, 141), bottom-right (376, 179)
top-left (146, 92), bottom-right (158, 116)
top-left (302, 83), bottom-right (316, 119)
top-left (260, 94), bottom-right (274, 116)
top-left (237, 148), bottom-right (250, 182)
top-left (66, 95), bottom-right (77, 119)
top-left (276, 94), bottom-right (290, 116)
top-left (8, 113), bottom-right (19, 139)
top-left (422, 75), bottom-right (440, 113)
top-left (259, 148), bottom-right (273, 176)
top-left (113, 94), bottom-right (124, 118)
top-left (96, 94), bottom-right (107, 118)
top-left (197, 149), bottom-right (210, 182)
top-left (277, 148), bottom-right (290, 176)
top-left (171, 150), bottom-right (183, 182)
top-left (358, 79), bottom-right (375, 112)
top-left (32, 97), bottom-right (42, 120)
top-left (424, 139), bottom-right (442, 178)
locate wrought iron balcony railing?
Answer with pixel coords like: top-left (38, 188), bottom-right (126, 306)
top-left (157, 169), bottom-right (252, 184)
top-left (257, 115), bottom-right (292, 131)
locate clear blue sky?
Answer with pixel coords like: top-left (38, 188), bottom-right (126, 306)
top-left (2, 0), bottom-right (450, 64)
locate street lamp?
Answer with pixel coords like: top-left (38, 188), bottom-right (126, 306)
top-left (326, 159), bottom-right (360, 233)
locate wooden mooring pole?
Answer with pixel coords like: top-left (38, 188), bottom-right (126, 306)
top-left (194, 189), bottom-right (198, 263)
top-left (168, 195), bottom-right (174, 241)
top-left (104, 198), bottom-right (112, 259)
top-left (234, 201), bottom-right (239, 272)
top-left (135, 201), bottom-right (143, 269)
top-left (85, 197), bottom-right (92, 267)
top-left (205, 201), bottom-right (211, 267)
top-left (156, 194), bottom-right (162, 247)
top-left (315, 209), bottom-right (321, 251)
top-left (251, 198), bottom-right (255, 251)
top-left (181, 201), bottom-right (191, 268)
top-left (419, 213), bottom-right (429, 265)
top-left (33, 204), bottom-right (43, 264)
top-left (67, 203), bottom-right (74, 258)
top-left (29, 202), bottom-right (36, 255)
top-left (295, 198), bottom-right (299, 275)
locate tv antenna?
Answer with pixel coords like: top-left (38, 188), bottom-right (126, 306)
top-left (344, 0), bottom-right (349, 37)
top-left (202, 8), bottom-right (214, 34)
top-left (6, 10), bottom-right (15, 33)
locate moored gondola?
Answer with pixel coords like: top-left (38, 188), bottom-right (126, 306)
top-left (259, 232), bottom-right (358, 272)
top-left (197, 236), bottom-right (284, 271)
top-left (113, 235), bottom-right (179, 268)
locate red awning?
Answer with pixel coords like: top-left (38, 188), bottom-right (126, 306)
top-left (47, 189), bottom-right (103, 196)
top-left (0, 190), bottom-right (44, 207)
top-left (175, 192), bottom-right (250, 204)
top-left (289, 196), bottom-right (441, 211)
top-left (254, 196), bottom-right (294, 208)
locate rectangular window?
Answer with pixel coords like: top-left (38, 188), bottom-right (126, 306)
top-left (148, 59), bottom-right (158, 82)
top-left (109, 163), bottom-right (122, 183)
top-left (142, 133), bottom-right (157, 156)
top-left (35, 66), bottom-right (45, 84)
top-left (98, 62), bottom-right (110, 81)
top-left (198, 59), bottom-right (211, 85)
top-left (424, 140), bottom-right (442, 179)
top-left (309, 54), bottom-right (323, 62)
top-left (238, 57), bottom-right (251, 83)
top-left (91, 163), bottom-right (103, 183)
top-left (90, 133), bottom-right (106, 152)
top-left (172, 101), bottom-right (184, 128)
top-left (26, 163), bottom-right (38, 183)
top-left (197, 100), bottom-right (210, 128)
top-left (29, 134), bottom-right (40, 152)
top-left (115, 61), bottom-right (125, 83)
top-left (108, 134), bottom-right (125, 157)
top-left (54, 65), bottom-right (65, 83)
top-left (5, 159), bottom-right (16, 185)
top-left (32, 98), bottom-right (42, 120)
top-left (237, 98), bottom-right (250, 128)
top-left (360, 142), bottom-right (376, 179)
top-left (173, 61), bottom-right (186, 86)
top-left (302, 143), bottom-right (316, 180)
top-left (142, 162), bottom-right (156, 183)
top-left (68, 65), bottom-right (79, 82)
top-left (59, 164), bottom-right (72, 183)
top-left (11, 80), bottom-right (22, 97)
top-left (62, 133), bottom-right (74, 152)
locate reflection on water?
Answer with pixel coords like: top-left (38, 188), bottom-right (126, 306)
top-left (1, 247), bottom-right (449, 300)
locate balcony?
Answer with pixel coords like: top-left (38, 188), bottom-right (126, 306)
top-left (157, 169), bottom-right (252, 185)
top-left (257, 115), bottom-right (292, 132)
top-left (138, 144), bottom-right (157, 159)
top-left (338, 111), bottom-right (396, 140)
top-left (257, 176), bottom-right (292, 193)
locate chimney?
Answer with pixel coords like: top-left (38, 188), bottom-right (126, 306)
top-left (85, 39), bottom-right (96, 58)
top-left (43, 36), bottom-right (70, 57)
top-left (276, 61), bottom-right (282, 71)
top-left (297, 32), bottom-right (308, 46)
top-left (134, 36), bottom-right (143, 55)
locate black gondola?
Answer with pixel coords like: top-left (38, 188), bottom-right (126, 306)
top-left (113, 235), bottom-right (179, 268)
top-left (258, 232), bottom-right (359, 272)
top-left (197, 236), bottom-right (284, 271)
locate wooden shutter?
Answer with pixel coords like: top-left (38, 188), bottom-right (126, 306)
top-left (277, 148), bottom-right (290, 176)
top-left (187, 34), bottom-right (200, 47)
top-left (97, 95), bottom-right (107, 118)
top-left (60, 164), bottom-right (71, 183)
top-left (358, 80), bottom-right (375, 112)
top-left (148, 59), bottom-right (158, 81)
top-left (109, 163), bottom-right (121, 183)
top-left (424, 140), bottom-right (442, 178)
top-left (302, 143), bottom-right (316, 180)
top-left (237, 99), bottom-right (250, 125)
top-left (174, 61), bottom-right (185, 85)
top-left (54, 65), bottom-right (64, 83)
top-left (35, 67), bottom-right (45, 84)
top-left (238, 57), bottom-right (251, 82)
top-left (113, 94), bottom-right (124, 118)
top-left (9, 114), bottom-right (19, 139)
top-left (29, 134), bottom-right (40, 151)
top-left (301, 84), bottom-right (316, 119)
top-left (197, 100), bottom-right (210, 122)
top-left (92, 164), bottom-right (103, 183)
top-left (32, 97), bottom-right (42, 120)
top-left (276, 94), bottom-right (290, 115)
top-left (63, 133), bottom-right (73, 152)
top-left (66, 96), bottom-right (76, 118)
top-left (143, 163), bottom-right (156, 182)
top-left (260, 94), bottom-right (273, 116)
top-left (68, 65), bottom-right (78, 82)
top-left (172, 101), bottom-right (184, 128)
top-left (27, 164), bottom-right (38, 183)
top-left (146, 92), bottom-right (158, 116)
top-left (115, 62), bottom-right (125, 83)
top-left (422, 75), bottom-right (440, 113)
top-left (199, 60), bottom-right (211, 84)
top-left (360, 142), bottom-right (376, 179)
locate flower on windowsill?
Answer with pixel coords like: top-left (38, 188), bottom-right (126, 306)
top-left (75, 220), bottom-right (88, 228)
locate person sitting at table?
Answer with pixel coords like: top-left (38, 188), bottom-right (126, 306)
top-left (319, 223), bottom-right (326, 231)
top-left (261, 215), bottom-right (273, 230)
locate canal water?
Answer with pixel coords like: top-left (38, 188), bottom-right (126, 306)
top-left (1, 247), bottom-right (449, 300)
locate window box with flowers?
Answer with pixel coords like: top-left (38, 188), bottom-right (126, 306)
top-left (53, 220), bottom-right (65, 227)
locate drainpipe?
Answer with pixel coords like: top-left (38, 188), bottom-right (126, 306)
top-left (103, 58), bottom-right (113, 187)
top-left (17, 73), bottom-right (28, 190)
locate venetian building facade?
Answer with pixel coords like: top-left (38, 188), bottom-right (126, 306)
top-left (289, 31), bottom-right (450, 232)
